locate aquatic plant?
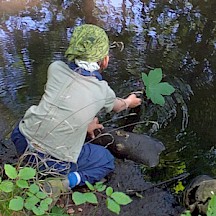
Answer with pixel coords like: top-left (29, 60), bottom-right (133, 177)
top-left (142, 68), bottom-right (175, 106)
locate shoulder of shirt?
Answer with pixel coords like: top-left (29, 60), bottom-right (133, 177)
top-left (47, 61), bottom-right (70, 76)
top-left (49, 60), bottom-right (67, 68)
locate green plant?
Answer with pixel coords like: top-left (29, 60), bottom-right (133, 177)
top-left (142, 68), bottom-right (175, 106)
top-left (72, 181), bottom-right (132, 215)
top-left (181, 210), bottom-right (193, 216)
top-left (47, 206), bottom-right (69, 216)
top-left (207, 194), bottom-right (216, 216)
top-left (0, 164), bottom-right (53, 215)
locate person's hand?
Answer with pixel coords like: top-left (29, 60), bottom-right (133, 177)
top-left (87, 117), bottom-right (104, 139)
top-left (112, 93), bottom-right (142, 113)
top-left (125, 93), bottom-right (142, 108)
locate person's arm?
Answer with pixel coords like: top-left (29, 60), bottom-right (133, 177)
top-left (112, 93), bottom-right (142, 113)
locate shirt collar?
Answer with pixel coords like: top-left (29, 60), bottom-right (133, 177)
top-left (68, 62), bottom-right (103, 81)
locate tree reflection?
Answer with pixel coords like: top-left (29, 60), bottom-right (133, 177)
top-left (0, 0), bottom-right (215, 180)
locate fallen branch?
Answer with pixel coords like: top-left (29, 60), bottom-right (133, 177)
top-left (92, 127), bottom-right (165, 167)
top-left (125, 172), bottom-right (190, 195)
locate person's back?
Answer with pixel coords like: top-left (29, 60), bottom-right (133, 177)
top-left (19, 60), bottom-right (115, 162)
top-left (11, 24), bottom-right (141, 194)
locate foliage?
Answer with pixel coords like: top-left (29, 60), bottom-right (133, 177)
top-left (173, 181), bottom-right (185, 194)
top-left (48, 206), bottom-right (69, 216)
top-left (72, 181), bottom-right (132, 215)
top-left (181, 210), bottom-right (193, 216)
top-left (0, 164), bottom-right (53, 216)
top-left (142, 68), bottom-right (175, 106)
top-left (181, 195), bottom-right (216, 216)
top-left (207, 194), bottom-right (216, 216)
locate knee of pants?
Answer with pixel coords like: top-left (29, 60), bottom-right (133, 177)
top-left (76, 145), bottom-right (115, 185)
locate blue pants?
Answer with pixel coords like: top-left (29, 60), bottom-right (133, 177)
top-left (11, 124), bottom-right (115, 186)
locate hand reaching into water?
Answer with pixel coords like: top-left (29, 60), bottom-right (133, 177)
top-left (125, 93), bottom-right (142, 108)
top-left (113, 93), bottom-right (142, 113)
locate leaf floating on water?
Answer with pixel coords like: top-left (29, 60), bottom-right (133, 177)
top-left (142, 68), bottom-right (175, 106)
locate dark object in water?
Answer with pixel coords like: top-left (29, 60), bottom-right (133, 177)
top-left (183, 175), bottom-right (216, 215)
top-left (93, 127), bottom-right (165, 167)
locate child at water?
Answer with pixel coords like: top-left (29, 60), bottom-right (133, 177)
top-left (11, 24), bottom-right (141, 192)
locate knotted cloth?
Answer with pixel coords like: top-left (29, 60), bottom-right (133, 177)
top-left (65, 24), bottom-right (109, 62)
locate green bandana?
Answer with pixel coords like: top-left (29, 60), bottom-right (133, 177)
top-left (65, 24), bottom-right (109, 63)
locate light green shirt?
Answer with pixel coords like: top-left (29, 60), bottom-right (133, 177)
top-left (19, 61), bottom-right (116, 163)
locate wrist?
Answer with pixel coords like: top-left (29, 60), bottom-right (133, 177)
top-left (124, 98), bottom-right (131, 109)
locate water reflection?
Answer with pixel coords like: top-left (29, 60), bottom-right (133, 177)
top-left (0, 0), bottom-right (215, 182)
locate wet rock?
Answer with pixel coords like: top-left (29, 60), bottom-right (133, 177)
top-left (184, 175), bottom-right (216, 215)
top-left (94, 127), bottom-right (165, 167)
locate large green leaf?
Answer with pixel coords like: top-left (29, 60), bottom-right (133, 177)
top-left (141, 68), bottom-right (175, 106)
top-left (4, 164), bottom-right (18, 179)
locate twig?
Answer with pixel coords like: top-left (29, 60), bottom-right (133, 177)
top-left (87, 120), bottom-right (159, 145)
top-left (105, 120), bottom-right (159, 134)
top-left (101, 112), bottom-right (137, 125)
top-left (125, 172), bottom-right (190, 195)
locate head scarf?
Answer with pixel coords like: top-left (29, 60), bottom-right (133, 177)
top-left (65, 24), bottom-right (109, 63)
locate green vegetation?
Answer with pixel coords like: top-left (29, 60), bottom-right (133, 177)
top-left (207, 195), bottom-right (216, 215)
top-left (72, 181), bottom-right (132, 215)
top-left (0, 164), bottom-right (53, 215)
top-left (142, 68), bottom-right (175, 106)
top-left (0, 164), bottom-right (132, 215)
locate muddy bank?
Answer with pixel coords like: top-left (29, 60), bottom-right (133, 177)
top-left (72, 159), bottom-right (185, 216)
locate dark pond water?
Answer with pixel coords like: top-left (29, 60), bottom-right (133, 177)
top-left (0, 0), bottom-right (215, 186)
